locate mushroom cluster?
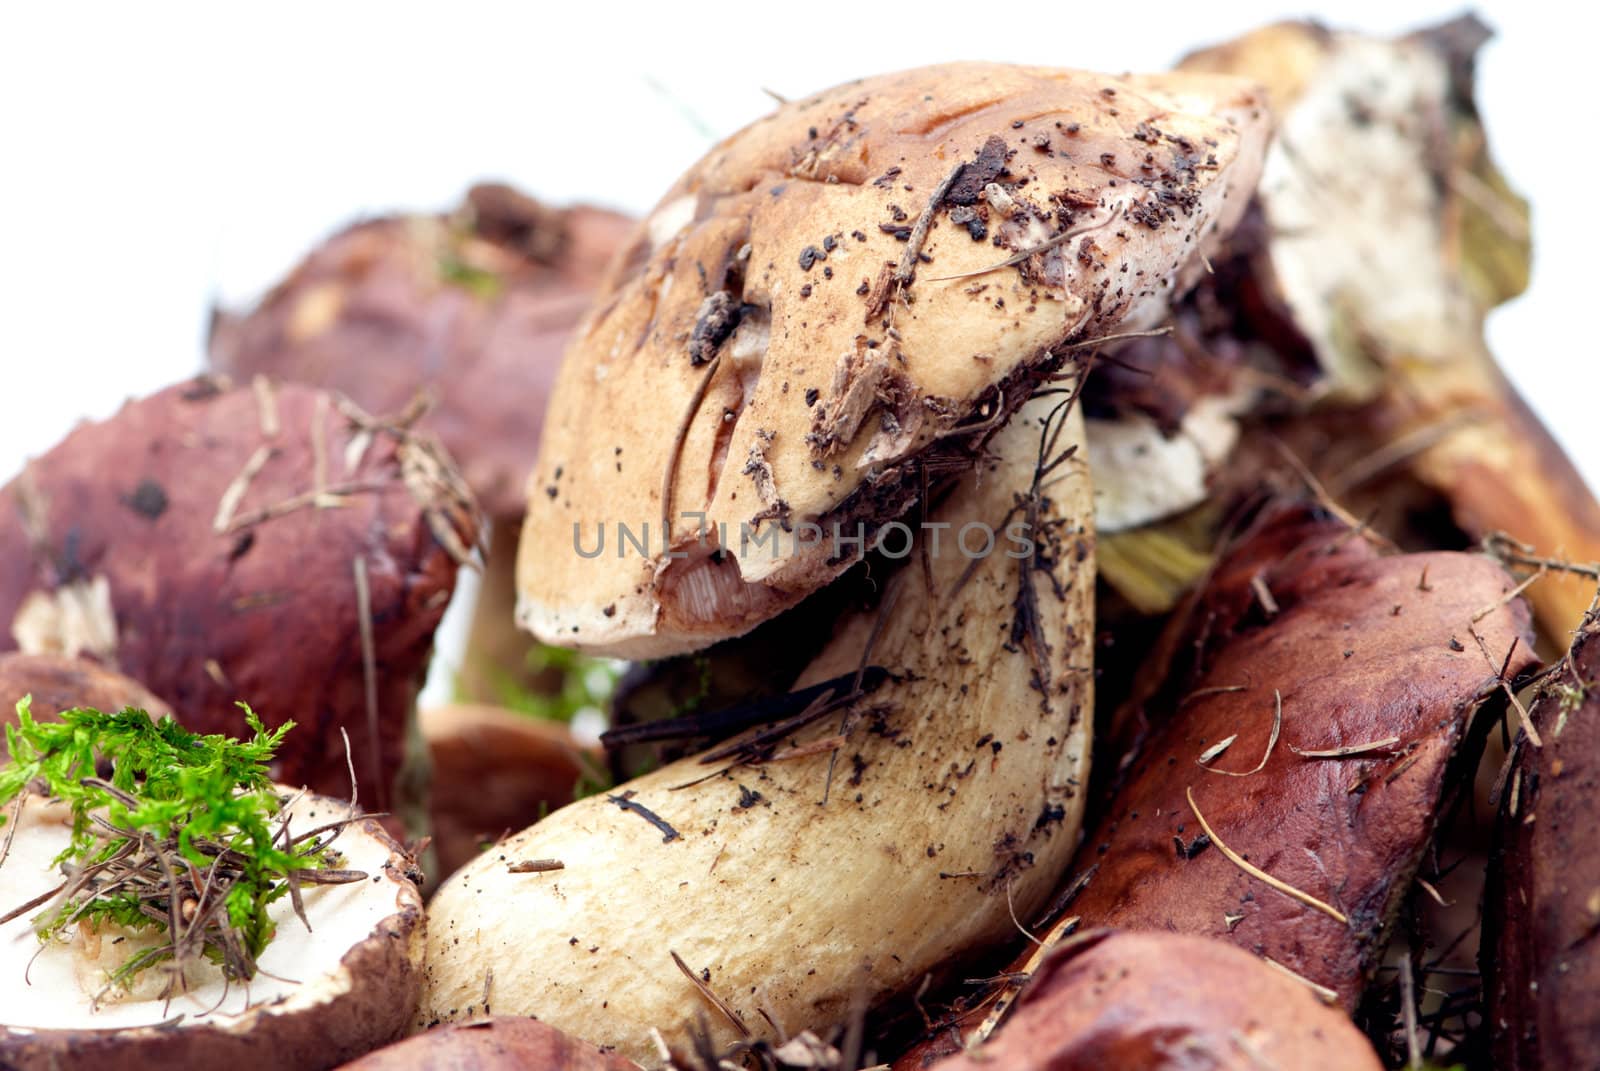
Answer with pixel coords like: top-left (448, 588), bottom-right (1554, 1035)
top-left (2, 13), bottom-right (1596, 1071)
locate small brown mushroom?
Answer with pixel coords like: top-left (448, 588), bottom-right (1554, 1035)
top-left (1485, 609), bottom-right (1600, 1067)
top-left (209, 184), bottom-right (633, 702)
top-left (0, 652), bottom-right (170, 726)
top-left (422, 703), bottom-right (595, 879)
top-left (0, 378), bottom-right (481, 810)
top-left (928, 930), bottom-right (1383, 1071)
top-left (208, 184), bottom-right (631, 523)
top-left (335, 1018), bottom-right (639, 1071)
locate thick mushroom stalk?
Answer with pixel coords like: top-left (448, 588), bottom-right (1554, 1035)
top-left (424, 390), bottom-right (1095, 1063)
top-left (516, 62), bottom-right (1267, 658)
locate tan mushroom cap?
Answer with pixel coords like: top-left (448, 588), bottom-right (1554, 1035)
top-left (518, 62), bottom-right (1269, 658)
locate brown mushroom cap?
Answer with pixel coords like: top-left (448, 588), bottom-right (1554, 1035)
top-left (1485, 615), bottom-right (1600, 1068)
top-left (1063, 506), bottom-right (1535, 1008)
top-left (334, 1017), bottom-right (639, 1071)
top-left (517, 62), bottom-right (1269, 658)
top-left (0, 652), bottom-right (170, 726)
top-left (928, 930), bottom-right (1382, 1071)
top-left (892, 503), bottom-right (1537, 1069)
top-left (0, 378), bottom-right (480, 804)
top-left (422, 703), bottom-right (593, 879)
top-left (209, 184), bottom-right (634, 521)
top-left (0, 795), bottom-right (424, 1071)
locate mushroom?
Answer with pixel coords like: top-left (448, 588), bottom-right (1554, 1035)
top-left (333, 1018), bottom-right (639, 1071)
top-left (209, 183), bottom-right (630, 524)
top-left (209, 183), bottom-right (633, 700)
top-left (1060, 504), bottom-right (1535, 1008)
top-left (1485, 607), bottom-right (1600, 1068)
top-left (892, 503), bottom-right (1537, 1066)
top-left (1174, 17), bottom-right (1600, 640)
top-left (1076, 204), bottom-right (1316, 614)
top-left (0, 792), bottom-right (424, 1071)
top-left (1070, 17), bottom-right (1600, 639)
top-left (0, 377), bottom-right (481, 813)
top-left (0, 653), bottom-right (171, 725)
top-left (424, 387), bottom-right (1095, 1063)
top-left (515, 61), bottom-right (1270, 658)
top-left (421, 702), bottom-right (596, 880)
top-left (926, 930), bottom-right (1383, 1071)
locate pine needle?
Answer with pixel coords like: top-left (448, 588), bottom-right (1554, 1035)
top-left (1185, 786), bottom-right (1348, 924)
top-left (1290, 737), bottom-right (1401, 759)
top-left (671, 949), bottom-right (750, 1038)
top-left (1198, 691), bottom-right (1282, 777)
top-left (1261, 956), bottom-right (1339, 1005)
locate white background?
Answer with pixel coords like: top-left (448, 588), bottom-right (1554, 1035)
top-left (0, 1), bottom-right (1592, 487)
top-left (0, 2), bottom-right (1593, 700)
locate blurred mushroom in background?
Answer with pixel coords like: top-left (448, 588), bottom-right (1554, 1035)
top-left (0, 652), bottom-right (171, 728)
top-left (1084, 16), bottom-right (1600, 654)
top-left (210, 182), bottom-right (634, 705)
top-left (420, 701), bottom-right (600, 881)
top-left (0, 377), bottom-right (481, 825)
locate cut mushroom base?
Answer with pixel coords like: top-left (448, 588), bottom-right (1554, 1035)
top-left (425, 390), bottom-right (1096, 1064)
top-left (517, 61), bottom-right (1269, 658)
top-left (0, 792), bottom-right (424, 1071)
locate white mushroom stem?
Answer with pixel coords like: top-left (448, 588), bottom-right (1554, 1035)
top-left (423, 389), bottom-right (1096, 1064)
